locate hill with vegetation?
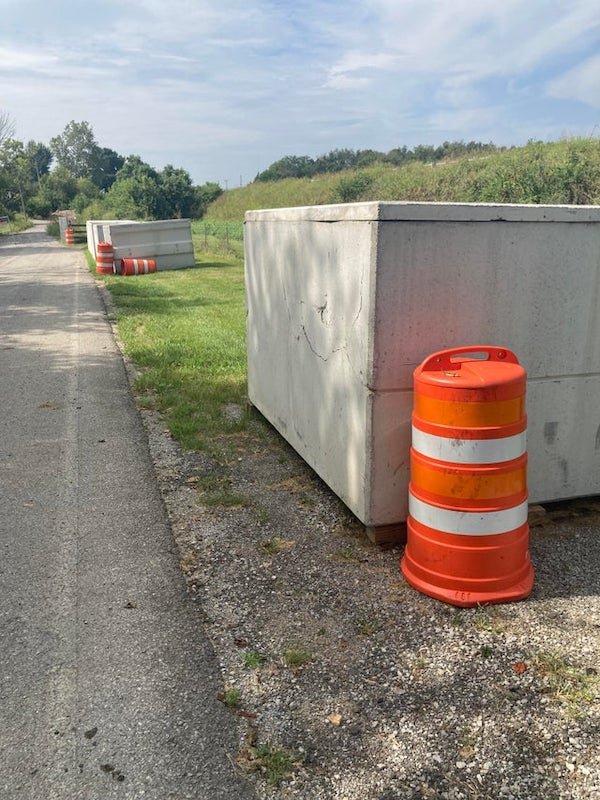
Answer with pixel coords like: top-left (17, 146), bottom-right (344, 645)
top-left (206, 138), bottom-right (600, 222)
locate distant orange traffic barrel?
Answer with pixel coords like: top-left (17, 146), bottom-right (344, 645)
top-left (401, 346), bottom-right (534, 607)
top-left (96, 241), bottom-right (114, 274)
top-left (120, 258), bottom-right (157, 276)
top-left (64, 227), bottom-right (75, 245)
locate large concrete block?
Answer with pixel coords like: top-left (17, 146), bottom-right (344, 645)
top-left (244, 202), bottom-right (600, 530)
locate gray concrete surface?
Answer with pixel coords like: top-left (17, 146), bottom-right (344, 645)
top-left (0, 223), bottom-right (254, 800)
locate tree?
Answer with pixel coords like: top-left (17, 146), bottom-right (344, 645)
top-left (27, 166), bottom-right (78, 216)
top-left (105, 156), bottom-right (163, 219)
top-left (0, 139), bottom-right (29, 214)
top-left (194, 182), bottom-right (223, 218)
top-left (159, 164), bottom-right (196, 217)
top-left (90, 147), bottom-right (125, 191)
top-left (313, 148), bottom-right (359, 173)
top-left (50, 120), bottom-right (100, 179)
top-left (24, 140), bottom-right (52, 185)
top-left (255, 155), bottom-right (315, 182)
top-left (0, 110), bottom-right (15, 149)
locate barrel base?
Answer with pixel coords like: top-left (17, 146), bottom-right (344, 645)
top-left (400, 517), bottom-right (534, 607)
top-left (401, 554), bottom-right (534, 607)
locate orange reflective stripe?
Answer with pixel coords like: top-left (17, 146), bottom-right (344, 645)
top-left (414, 394), bottom-right (524, 427)
top-left (411, 456), bottom-right (527, 506)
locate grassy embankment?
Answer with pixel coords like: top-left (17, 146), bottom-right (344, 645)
top-left (207, 137), bottom-right (600, 221)
top-left (100, 138), bottom-right (600, 455)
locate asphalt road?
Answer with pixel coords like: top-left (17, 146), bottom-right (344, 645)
top-left (0, 223), bottom-right (254, 800)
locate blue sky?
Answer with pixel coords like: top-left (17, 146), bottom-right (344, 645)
top-left (0, 0), bottom-right (598, 187)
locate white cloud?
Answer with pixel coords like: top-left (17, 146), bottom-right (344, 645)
top-left (0, 0), bottom-right (598, 185)
top-left (547, 53), bottom-right (600, 110)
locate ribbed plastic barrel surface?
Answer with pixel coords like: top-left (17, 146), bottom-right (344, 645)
top-left (401, 346), bottom-right (534, 607)
top-left (64, 227), bottom-right (75, 245)
top-left (120, 258), bottom-right (157, 276)
top-left (96, 241), bottom-right (114, 275)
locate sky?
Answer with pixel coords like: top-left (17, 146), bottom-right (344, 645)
top-left (0, 0), bottom-right (599, 187)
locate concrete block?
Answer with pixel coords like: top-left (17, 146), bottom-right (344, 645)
top-left (105, 219), bottom-right (195, 270)
top-left (86, 220), bottom-right (134, 257)
top-left (244, 202), bottom-right (600, 529)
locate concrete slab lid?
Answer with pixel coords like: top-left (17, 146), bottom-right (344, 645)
top-left (106, 218), bottom-right (192, 234)
top-left (244, 201), bottom-right (600, 223)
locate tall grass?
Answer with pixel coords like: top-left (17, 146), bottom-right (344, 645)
top-left (207, 138), bottom-right (600, 221)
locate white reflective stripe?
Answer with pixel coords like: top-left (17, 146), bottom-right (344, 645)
top-left (412, 426), bottom-right (526, 464)
top-left (409, 494), bottom-right (529, 536)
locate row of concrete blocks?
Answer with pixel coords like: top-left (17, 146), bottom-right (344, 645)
top-left (86, 219), bottom-right (196, 271)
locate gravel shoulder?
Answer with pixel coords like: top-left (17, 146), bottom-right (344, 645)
top-left (102, 283), bottom-right (600, 800)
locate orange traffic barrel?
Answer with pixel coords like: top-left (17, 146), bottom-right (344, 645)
top-left (64, 227), bottom-right (75, 245)
top-left (120, 258), bottom-right (157, 276)
top-left (400, 346), bottom-right (534, 607)
top-left (96, 241), bottom-right (114, 275)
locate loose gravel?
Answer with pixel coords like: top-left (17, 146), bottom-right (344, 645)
top-left (138, 405), bottom-right (600, 800)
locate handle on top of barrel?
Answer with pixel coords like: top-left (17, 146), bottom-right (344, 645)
top-left (421, 346), bottom-right (519, 372)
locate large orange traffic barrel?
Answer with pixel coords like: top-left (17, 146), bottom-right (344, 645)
top-left (401, 346), bottom-right (534, 607)
top-left (64, 227), bottom-right (75, 245)
top-left (120, 258), bottom-right (157, 276)
top-left (96, 241), bottom-right (114, 274)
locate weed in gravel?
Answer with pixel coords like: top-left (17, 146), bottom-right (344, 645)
top-left (195, 473), bottom-right (251, 507)
top-left (480, 644), bottom-right (493, 658)
top-left (284, 648), bottom-right (312, 668)
top-left (336, 548), bottom-right (362, 562)
top-left (357, 618), bottom-right (382, 636)
top-left (261, 537), bottom-right (295, 555)
top-left (243, 743), bottom-right (301, 786)
top-left (199, 490), bottom-right (251, 507)
top-left (471, 608), bottom-right (504, 634)
top-left (219, 687), bottom-right (241, 708)
top-left (253, 506), bottom-right (271, 524)
top-left (534, 651), bottom-right (598, 716)
top-left (298, 491), bottom-right (316, 509)
top-left (243, 650), bottom-right (266, 669)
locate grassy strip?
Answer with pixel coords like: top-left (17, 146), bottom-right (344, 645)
top-left (99, 255), bottom-right (249, 455)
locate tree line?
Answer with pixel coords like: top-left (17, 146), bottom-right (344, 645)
top-left (254, 141), bottom-right (500, 182)
top-left (0, 116), bottom-right (222, 220)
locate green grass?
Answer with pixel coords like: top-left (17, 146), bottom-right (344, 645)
top-left (0, 213), bottom-right (31, 235)
top-left (283, 647), bottom-right (312, 668)
top-left (220, 687), bottom-right (242, 708)
top-left (535, 652), bottom-right (598, 716)
top-left (252, 743), bottom-right (300, 786)
top-left (101, 257), bottom-right (248, 455)
top-left (243, 650), bottom-right (267, 669)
